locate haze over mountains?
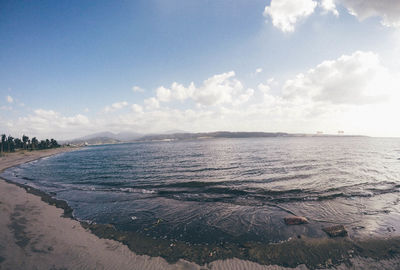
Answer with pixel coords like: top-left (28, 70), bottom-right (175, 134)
top-left (65, 131), bottom-right (142, 145)
top-left (64, 131), bottom-right (363, 145)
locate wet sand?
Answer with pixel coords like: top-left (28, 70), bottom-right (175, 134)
top-left (1, 148), bottom-right (400, 269)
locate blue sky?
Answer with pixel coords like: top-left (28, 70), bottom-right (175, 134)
top-left (1, 0), bottom-right (400, 139)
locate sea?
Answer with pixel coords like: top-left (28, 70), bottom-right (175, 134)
top-left (2, 137), bottom-right (400, 245)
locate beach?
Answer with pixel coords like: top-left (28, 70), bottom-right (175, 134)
top-left (0, 148), bottom-right (200, 270)
top-left (0, 148), bottom-right (296, 270)
top-left (1, 148), bottom-right (400, 270)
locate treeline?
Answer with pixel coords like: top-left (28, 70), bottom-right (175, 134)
top-left (0, 134), bottom-right (60, 153)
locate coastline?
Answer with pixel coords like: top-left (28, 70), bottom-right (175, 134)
top-left (0, 149), bottom-right (400, 269)
top-left (0, 148), bottom-right (203, 270)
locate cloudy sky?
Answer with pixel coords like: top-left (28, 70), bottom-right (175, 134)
top-left (1, 0), bottom-right (400, 139)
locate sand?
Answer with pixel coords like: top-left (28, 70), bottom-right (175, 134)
top-left (0, 148), bottom-right (399, 270)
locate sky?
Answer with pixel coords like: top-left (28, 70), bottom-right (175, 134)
top-left (1, 0), bottom-right (400, 139)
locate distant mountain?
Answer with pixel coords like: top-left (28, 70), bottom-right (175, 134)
top-left (63, 131), bottom-right (365, 146)
top-left (78, 132), bottom-right (116, 141)
top-left (162, 129), bottom-right (188, 134)
top-left (63, 136), bottom-right (120, 146)
top-left (113, 131), bottom-right (143, 141)
top-left (82, 137), bottom-right (121, 145)
top-left (65, 131), bottom-right (142, 145)
top-left (137, 131), bottom-right (290, 141)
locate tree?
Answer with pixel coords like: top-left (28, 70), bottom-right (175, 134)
top-left (0, 134), bottom-right (5, 154)
top-left (50, 138), bottom-right (60, 148)
top-left (14, 138), bottom-right (23, 149)
top-left (7, 135), bottom-right (15, 152)
top-left (22, 135), bottom-right (29, 150)
top-left (39, 140), bottom-right (46, 150)
top-left (31, 137), bottom-right (38, 150)
top-left (1, 134), bottom-right (62, 152)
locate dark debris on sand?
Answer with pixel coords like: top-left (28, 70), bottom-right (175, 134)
top-left (323, 225), bottom-right (348, 237)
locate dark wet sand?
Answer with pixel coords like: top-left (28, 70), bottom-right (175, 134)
top-left (1, 149), bottom-right (400, 269)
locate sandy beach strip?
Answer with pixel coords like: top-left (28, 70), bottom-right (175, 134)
top-left (1, 148), bottom-right (400, 270)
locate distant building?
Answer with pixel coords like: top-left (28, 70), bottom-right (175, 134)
top-left (338, 130), bottom-right (344, 134)
top-left (316, 131), bottom-right (323, 135)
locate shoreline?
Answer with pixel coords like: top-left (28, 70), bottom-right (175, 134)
top-left (0, 147), bottom-right (81, 219)
top-left (1, 149), bottom-right (400, 269)
top-left (0, 148), bottom-right (206, 270)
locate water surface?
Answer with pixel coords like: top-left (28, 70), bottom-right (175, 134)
top-left (3, 137), bottom-right (400, 245)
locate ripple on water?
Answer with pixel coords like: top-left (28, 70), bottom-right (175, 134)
top-left (2, 137), bottom-right (400, 244)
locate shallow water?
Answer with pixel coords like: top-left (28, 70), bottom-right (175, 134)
top-left (3, 137), bottom-right (400, 245)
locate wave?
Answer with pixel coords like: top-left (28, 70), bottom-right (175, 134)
top-left (153, 180), bottom-right (400, 204)
top-left (160, 180), bottom-right (226, 188)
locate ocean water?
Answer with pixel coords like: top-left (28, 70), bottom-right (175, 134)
top-left (3, 137), bottom-right (400, 245)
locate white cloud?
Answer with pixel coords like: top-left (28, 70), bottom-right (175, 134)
top-left (104, 101), bottom-right (129, 113)
top-left (264, 0), bottom-right (400, 32)
top-left (84, 108), bottom-right (89, 113)
top-left (263, 0), bottom-right (318, 32)
top-left (144, 97), bottom-right (160, 110)
top-left (338, 0), bottom-right (400, 27)
top-left (11, 109), bottom-right (90, 139)
top-left (258, 83), bottom-right (271, 96)
top-left (255, 68), bottom-right (263, 74)
top-left (320, 0), bottom-right (338, 16)
top-left (6, 95), bottom-right (13, 103)
top-left (156, 82), bottom-right (195, 103)
top-left (132, 86), bottom-right (144, 92)
top-left (34, 109), bottom-right (58, 118)
top-left (194, 71), bottom-right (244, 106)
top-left (131, 104), bottom-right (143, 113)
top-left (258, 78), bottom-right (279, 102)
top-left (156, 86), bottom-right (172, 102)
top-left (172, 82), bottom-right (195, 101)
top-left (5, 51), bottom-right (400, 138)
top-left (283, 51), bottom-right (392, 104)
top-left (154, 71), bottom-right (247, 106)
top-left (32, 109), bottom-right (90, 126)
top-left (235, 88), bottom-right (255, 105)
